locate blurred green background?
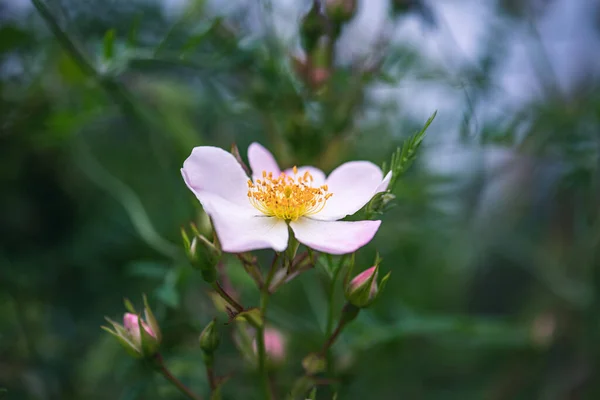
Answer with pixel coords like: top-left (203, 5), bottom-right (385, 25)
top-left (2, 0), bottom-right (600, 398)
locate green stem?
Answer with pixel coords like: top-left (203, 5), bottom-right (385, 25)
top-left (265, 252), bottom-right (280, 293)
top-left (257, 291), bottom-right (273, 400)
top-left (211, 281), bottom-right (244, 313)
top-left (320, 319), bottom-right (345, 356)
top-left (320, 303), bottom-right (359, 356)
top-left (156, 354), bottom-right (203, 400)
top-left (325, 257), bottom-right (344, 339)
top-left (206, 364), bottom-right (217, 391)
top-left (256, 253), bottom-right (280, 400)
top-left (30, 0), bottom-right (96, 76)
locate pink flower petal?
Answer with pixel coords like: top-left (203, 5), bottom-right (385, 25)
top-left (283, 166), bottom-right (326, 186)
top-left (290, 218), bottom-right (381, 255)
top-left (182, 146), bottom-right (251, 208)
top-left (201, 192), bottom-right (289, 253)
top-left (349, 266), bottom-right (378, 290)
top-left (313, 161), bottom-right (386, 221)
top-left (248, 142), bottom-right (281, 182)
top-left (123, 313), bottom-right (156, 341)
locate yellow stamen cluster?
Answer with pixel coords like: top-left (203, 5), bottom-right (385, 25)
top-left (247, 167), bottom-right (333, 222)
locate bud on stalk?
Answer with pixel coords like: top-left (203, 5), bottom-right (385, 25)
top-left (102, 295), bottom-right (162, 359)
top-left (345, 264), bottom-right (391, 308)
top-left (325, 0), bottom-right (358, 24)
top-left (199, 319), bottom-right (221, 355)
top-left (182, 225), bottom-right (221, 283)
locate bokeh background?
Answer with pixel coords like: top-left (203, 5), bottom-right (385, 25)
top-left (2, 0), bottom-right (600, 398)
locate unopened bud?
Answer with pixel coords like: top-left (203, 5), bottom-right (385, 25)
top-left (253, 327), bottom-right (286, 366)
top-left (301, 1), bottom-right (328, 53)
top-left (325, 0), bottom-right (358, 24)
top-left (345, 265), bottom-right (391, 308)
top-left (123, 313), bottom-right (156, 343)
top-left (366, 191), bottom-right (396, 216)
top-left (102, 296), bottom-right (162, 358)
top-left (182, 227), bottom-right (221, 283)
top-left (199, 319), bottom-right (220, 354)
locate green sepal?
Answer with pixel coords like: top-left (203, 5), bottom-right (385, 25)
top-left (123, 298), bottom-right (136, 314)
top-left (143, 294), bottom-right (162, 342)
top-left (139, 314), bottom-right (160, 357)
top-left (346, 265), bottom-right (379, 308)
top-left (101, 325), bottom-right (142, 358)
top-left (234, 308), bottom-right (263, 329)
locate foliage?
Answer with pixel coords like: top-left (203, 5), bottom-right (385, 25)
top-left (2, 0), bottom-right (600, 399)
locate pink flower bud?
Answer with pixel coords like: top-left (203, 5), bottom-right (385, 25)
top-left (349, 266), bottom-right (378, 297)
top-left (123, 313), bottom-right (156, 344)
top-left (346, 265), bottom-right (390, 308)
top-left (310, 67), bottom-right (331, 88)
top-left (253, 328), bottom-right (286, 365)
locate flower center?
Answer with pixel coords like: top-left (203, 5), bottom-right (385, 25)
top-left (247, 167), bottom-right (333, 222)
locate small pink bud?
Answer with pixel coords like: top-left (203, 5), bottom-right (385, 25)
top-left (346, 265), bottom-right (390, 308)
top-left (123, 313), bottom-right (156, 344)
top-left (310, 67), bottom-right (331, 88)
top-left (349, 266), bottom-right (378, 297)
top-left (253, 328), bottom-right (286, 365)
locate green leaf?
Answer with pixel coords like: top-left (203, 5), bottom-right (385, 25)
top-left (103, 29), bottom-right (116, 61)
top-left (180, 18), bottom-right (224, 56)
top-left (386, 110), bottom-right (437, 191)
top-left (127, 14), bottom-right (142, 48)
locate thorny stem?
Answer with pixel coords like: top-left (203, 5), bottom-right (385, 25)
top-left (155, 354), bottom-right (203, 400)
top-left (212, 281), bottom-right (244, 313)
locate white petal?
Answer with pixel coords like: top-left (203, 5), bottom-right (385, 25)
top-left (182, 146), bottom-right (251, 208)
top-left (283, 166), bottom-right (326, 186)
top-left (248, 142), bottom-right (281, 182)
top-left (313, 161), bottom-right (385, 220)
top-left (376, 171), bottom-right (393, 193)
top-left (202, 192), bottom-right (289, 253)
top-left (290, 218), bottom-right (381, 255)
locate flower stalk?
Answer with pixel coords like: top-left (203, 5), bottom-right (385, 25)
top-left (256, 253), bottom-right (281, 400)
top-left (211, 281), bottom-right (244, 314)
top-left (155, 354), bottom-right (203, 400)
top-left (320, 303), bottom-right (359, 356)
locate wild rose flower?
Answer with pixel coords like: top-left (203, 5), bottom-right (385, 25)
top-left (181, 143), bottom-right (390, 254)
